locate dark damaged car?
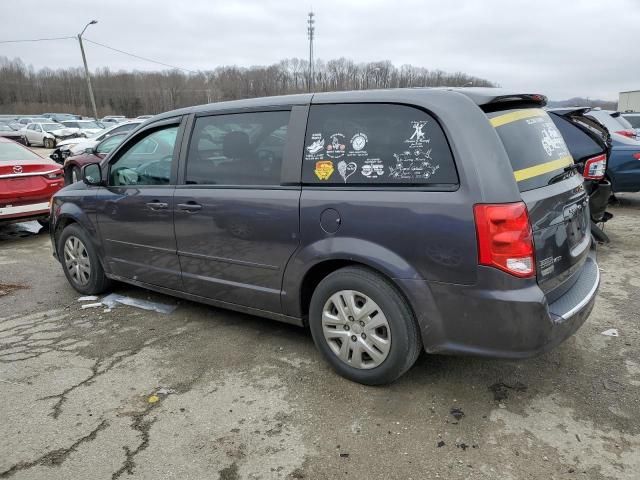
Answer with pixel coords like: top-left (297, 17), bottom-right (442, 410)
top-left (49, 88), bottom-right (600, 385)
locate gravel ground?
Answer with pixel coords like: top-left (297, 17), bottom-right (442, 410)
top-left (0, 194), bottom-right (639, 480)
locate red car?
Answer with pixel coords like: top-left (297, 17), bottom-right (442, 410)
top-left (0, 137), bottom-right (64, 226)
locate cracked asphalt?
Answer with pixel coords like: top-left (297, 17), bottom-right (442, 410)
top-left (1, 193), bottom-right (639, 480)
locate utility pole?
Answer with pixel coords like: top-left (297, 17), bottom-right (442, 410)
top-left (307, 11), bottom-right (315, 92)
top-left (78, 20), bottom-right (99, 120)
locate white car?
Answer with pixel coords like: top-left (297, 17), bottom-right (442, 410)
top-left (621, 113), bottom-right (640, 138)
top-left (60, 120), bottom-right (105, 137)
top-left (50, 120), bottom-right (143, 162)
top-left (21, 122), bottom-right (81, 148)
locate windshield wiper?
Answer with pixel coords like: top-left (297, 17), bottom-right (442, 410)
top-left (547, 163), bottom-right (578, 185)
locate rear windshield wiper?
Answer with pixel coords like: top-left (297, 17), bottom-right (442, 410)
top-left (547, 163), bottom-right (578, 185)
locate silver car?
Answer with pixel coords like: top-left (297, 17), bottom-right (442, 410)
top-left (21, 122), bottom-right (81, 148)
top-left (60, 120), bottom-right (105, 137)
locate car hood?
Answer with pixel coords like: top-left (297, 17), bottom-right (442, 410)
top-left (49, 128), bottom-right (80, 137)
top-left (68, 139), bottom-right (100, 154)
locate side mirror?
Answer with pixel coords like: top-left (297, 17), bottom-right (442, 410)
top-left (82, 163), bottom-right (103, 186)
top-left (84, 147), bottom-right (94, 154)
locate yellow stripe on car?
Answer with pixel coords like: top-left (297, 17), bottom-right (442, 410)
top-left (513, 156), bottom-right (574, 182)
top-left (489, 109), bottom-right (547, 128)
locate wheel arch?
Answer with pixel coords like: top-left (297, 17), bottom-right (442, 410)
top-left (291, 257), bottom-right (419, 326)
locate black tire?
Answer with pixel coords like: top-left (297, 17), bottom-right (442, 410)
top-left (57, 224), bottom-right (111, 295)
top-left (23, 136), bottom-right (30, 147)
top-left (308, 266), bottom-right (422, 385)
top-left (44, 138), bottom-right (56, 149)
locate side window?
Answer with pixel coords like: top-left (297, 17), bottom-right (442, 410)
top-left (109, 125), bottom-right (178, 186)
top-left (35, 125), bottom-right (42, 132)
top-left (302, 104), bottom-right (458, 185)
top-left (96, 135), bottom-right (124, 154)
top-left (112, 124), bottom-right (134, 135)
top-left (185, 111), bottom-right (290, 186)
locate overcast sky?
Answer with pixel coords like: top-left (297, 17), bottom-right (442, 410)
top-left (2, 0), bottom-right (639, 100)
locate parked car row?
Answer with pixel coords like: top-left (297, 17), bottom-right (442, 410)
top-left (0, 113), bottom-right (154, 149)
top-left (50, 119), bottom-right (144, 163)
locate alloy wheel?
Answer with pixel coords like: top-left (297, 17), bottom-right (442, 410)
top-left (63, 236), bottom-right (91, 286)
top-left (321, 290), bottom-right (391, 369)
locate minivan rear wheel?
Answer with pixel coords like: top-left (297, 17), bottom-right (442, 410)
top-left (58, 224), bottom-right (111, 295)
top-left (309, 266), bottom-right (422, 385)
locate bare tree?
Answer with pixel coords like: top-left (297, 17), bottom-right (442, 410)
top-left (0, 55), bottom-right (496, 116)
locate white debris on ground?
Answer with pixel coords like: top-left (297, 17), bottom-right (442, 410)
top-left (76, 294), bottom-right (176, 314)
top-left (601, 328), bottom-right (619, 337)
top-left (80, 302), bottom-right (103, 309)
top-left (101, 293), bottom-right (177, 314)
top-left (77, 296), bottom-right (99, 302)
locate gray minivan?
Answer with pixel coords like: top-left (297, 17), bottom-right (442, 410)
top-left (50, 88), bottom-right (600, 385)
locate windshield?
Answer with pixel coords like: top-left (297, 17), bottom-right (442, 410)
top-left (0, 142), bottom-right (41, 161)
top-left (42, 123), bottom-right (64, 132)
top-left (74, 121), bottom-right (101, 129)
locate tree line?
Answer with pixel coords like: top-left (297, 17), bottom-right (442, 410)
top-left (0, 56), bottom-right (496, 118)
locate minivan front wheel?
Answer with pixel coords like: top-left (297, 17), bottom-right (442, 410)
top-left (309, 266), bottom-right (422, 385)
top-left (58, 224), bottom-right (111, 295)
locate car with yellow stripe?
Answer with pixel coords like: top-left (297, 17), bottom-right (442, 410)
top-left (49, 88), bottom-right (600, 385)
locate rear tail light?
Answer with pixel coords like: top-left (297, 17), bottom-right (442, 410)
top-left (45, 171), bottom-right (63, 180)
top-left (633, 153), bottom-right (640, 160)
top-left (616, 129), bottom-right (637, 139)
top-left (583, 154), bottom-right (607, 180)
top-left (473, 202), bottom-right (535, 278)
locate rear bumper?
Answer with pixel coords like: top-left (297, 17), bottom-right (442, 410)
top-left (398, 251), bottom-right (600, 358)
top-left (0, 202), bottom-right (50, 224)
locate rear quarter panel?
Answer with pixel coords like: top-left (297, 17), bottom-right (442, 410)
top-left (282, 89), bottom-right (524, 317)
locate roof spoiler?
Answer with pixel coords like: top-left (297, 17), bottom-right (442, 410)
top-left (481, 93), bottom-right (547, 112)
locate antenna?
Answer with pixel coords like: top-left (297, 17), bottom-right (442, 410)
top-left (307, 11), bottom-right (315, 92)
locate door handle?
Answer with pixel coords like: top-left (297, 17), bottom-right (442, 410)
top-left (146, 201), bottom-right (169, 210)
top-left (177, 202), bottom-right (202, 212)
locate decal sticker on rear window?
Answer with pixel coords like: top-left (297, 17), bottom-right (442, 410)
top-left (337, 160), bottom-right (357, 183)
top-left (326, 133), bottom-right (346, 159)
top-left (314, 160), bottom-right (334, 180)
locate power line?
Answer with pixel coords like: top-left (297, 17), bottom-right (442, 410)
top-left (83, 37), bottom-right (198, 74)
top-left (0, 36), bottom-right (75, 44)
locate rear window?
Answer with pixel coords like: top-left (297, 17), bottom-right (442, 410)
top-left (302, 104), bottom-right (457, 186)
top-left (0, 142), bottom-right (40, 161)
top-left (487, 108), bottom-right (574, 192)
top-left (623, 115), bottom-right (640, 128)
top-left (549, 114), bottom-right (605, 162)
